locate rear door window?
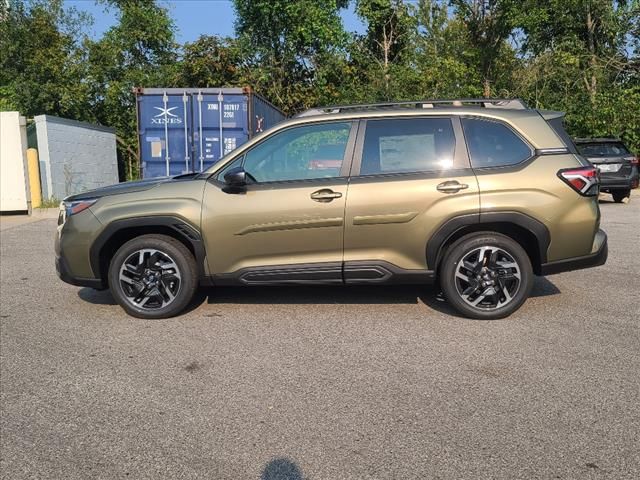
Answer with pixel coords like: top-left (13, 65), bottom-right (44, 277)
top-left (462, 118), bottom-right (532, 168)
top-left (359, 118), bottom-right (456, 175)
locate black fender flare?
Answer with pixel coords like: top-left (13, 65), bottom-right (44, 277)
top-left (89, 216), bottom-right (206, 281)
top-left (426, 211), bottom-right (550, 271)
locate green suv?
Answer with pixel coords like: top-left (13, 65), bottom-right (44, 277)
top-left (55, 99), bottom-right (607, 320)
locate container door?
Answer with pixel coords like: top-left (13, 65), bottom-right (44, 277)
top-left (138, 92), bottom-right (192, 178)
top-left (250, 94), bottom-right (286, 137)
top-left (192, 91), bottom-right (250, 172)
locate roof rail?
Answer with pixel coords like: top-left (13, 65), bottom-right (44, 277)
top-left (296, 98), bottom-right (528, 117)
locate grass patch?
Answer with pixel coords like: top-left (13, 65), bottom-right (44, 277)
top-left (39, 197), bottom-right (60, 208)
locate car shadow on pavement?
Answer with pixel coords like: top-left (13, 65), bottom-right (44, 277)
top-left (78, 276), bottom-right (560, 318)
top-left (261, 458), bottom-right (304, 480)
top-left (205, 284), bottom-right (429, 305)
top-left (419, 276), bottom-right (561, 318)
top-left (77, 287), bottom-right (206, 316)
top-left (78, 287), bottom-right (117, 305)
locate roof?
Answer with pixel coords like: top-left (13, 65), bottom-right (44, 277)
top-left (133, 87), bottom-right (249, 95)
top-left (295, 98), bottom-right (529, 118)
top-left (574, 137), bottom-right (624, 144)
top-left (33, 114), bottom-right (115, 134)
top-left (212, 102), bottom-right (565, 154)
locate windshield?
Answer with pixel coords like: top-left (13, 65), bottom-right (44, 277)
top-left (577, 143), bottom-right (629, 156)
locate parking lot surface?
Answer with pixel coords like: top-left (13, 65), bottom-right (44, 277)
top-left (1, 193), bottom-right (639, 479)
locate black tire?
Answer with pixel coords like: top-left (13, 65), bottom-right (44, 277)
top-left (439, 232), bottom-right (533, 320)
top-left (108, 234), bottom-right (198, 319)
top-left (611, 189), bottom-right (630, 203)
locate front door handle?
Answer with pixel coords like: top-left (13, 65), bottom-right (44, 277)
top-left (437, 181), bottom-right (469, 194)
top-left (311, 189), bottom-right (342, 202)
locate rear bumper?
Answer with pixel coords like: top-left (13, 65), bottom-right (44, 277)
top-left (540, 229), bottom-right (608, 275)
top-left (55, 255), bottom-right (105, 289)
top-left (600, 179), bottom-right (635, 190)
top-left (599, 168), bottom-right (639, 190)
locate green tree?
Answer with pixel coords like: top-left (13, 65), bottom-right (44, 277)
top-left (515, 0), bottom-right (640, 151)
top-left (414, 0), bottom-right (483, 98)
top-left (233, 0), bottom-right (349, 114)
top-left (519, 0), bottom-right (638, 102)
top-left (449, 0), bottom-right (519, 97)
top-left (0, 0), bottom-right (91, 118)
top-left (176, 35), bottom-right (244, 88)
top-left (86, 0), bottom-right (178, 179)
top-left (354, 0), bottom-right (417, 99)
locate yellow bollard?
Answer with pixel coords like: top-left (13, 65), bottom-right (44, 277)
top-left (26, 148), bottom-right (42, 209)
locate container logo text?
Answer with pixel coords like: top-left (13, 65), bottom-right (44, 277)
top-left (152, 106), bottom-right (183, 125)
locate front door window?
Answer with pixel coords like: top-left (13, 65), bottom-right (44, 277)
top-left (242, 122), bottom-right (353, 182)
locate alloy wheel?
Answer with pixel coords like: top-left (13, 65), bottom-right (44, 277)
top-left (118, 248), bottom-right (182, 310)
top-left (454, 246), bottom-right (521, 310)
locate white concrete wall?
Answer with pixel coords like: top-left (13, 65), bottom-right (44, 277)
top-left (35, 115), bottom-right (118, 200)
top-left (0, 112), bottom-right (30, 212)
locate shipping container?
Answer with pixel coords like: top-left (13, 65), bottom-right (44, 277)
top-left (135, 87), bottom-right (285, 178)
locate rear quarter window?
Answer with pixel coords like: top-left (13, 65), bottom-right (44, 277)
top-left (461, 118), bottom-right (532, 168)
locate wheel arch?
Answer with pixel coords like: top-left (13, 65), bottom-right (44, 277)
top-left (427, 212), bottom-right (550, 275)
top-left (90, 216), bottom-right (206, 285)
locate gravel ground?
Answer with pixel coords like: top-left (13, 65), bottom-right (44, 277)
top-left (1, 192), bottom-right (639, 479)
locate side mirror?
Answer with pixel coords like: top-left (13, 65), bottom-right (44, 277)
top-left (224, 167), bottom-right (248, 187)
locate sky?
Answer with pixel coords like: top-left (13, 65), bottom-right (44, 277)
top-left (65, 0), bottom-right (366, 43)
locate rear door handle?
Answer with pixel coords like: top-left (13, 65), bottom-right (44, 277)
top-left (437, 181), bottom-right (469, 194)
top-left (311, 189), bottom-right (342, 202)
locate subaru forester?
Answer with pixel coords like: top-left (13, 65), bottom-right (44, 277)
top-left (55, 99), bottom-right (608, 320)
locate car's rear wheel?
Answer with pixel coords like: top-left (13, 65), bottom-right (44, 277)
top-left (611, 189), bottom-right (630, 203)
top-left (440, 233), bottom-right (533, 320)
top-left (108, 234), bottom-right (198, 319)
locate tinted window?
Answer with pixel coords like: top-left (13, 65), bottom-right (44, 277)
top-left (577, 143), bottom-right (629, 156)
top-left (242, 122), bottom-right (351, 182)
top-left (360, 118), bottom-right (456, 175)
top-left (462, 118), bottom-right (532, 168)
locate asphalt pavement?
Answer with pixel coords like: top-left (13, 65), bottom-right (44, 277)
top-left (1, 193), bottom-right (639, 479)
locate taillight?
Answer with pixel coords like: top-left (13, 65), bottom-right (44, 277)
top-left (557, 166), bottom-right (599, 196)
top-left (632, 156), bottom-right (639, 166)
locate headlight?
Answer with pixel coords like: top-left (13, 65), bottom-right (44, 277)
top-left (60, 199), bottom-right (98, 224)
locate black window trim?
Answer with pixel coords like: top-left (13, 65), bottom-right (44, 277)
top-left (459, 115), bottom-right (536, 171)
top-left (209, 119), bottom-right (359, 188)
top-left (350, 115), bottom-right (470, 179)
top-left (547, 116), bottom-right (579, 154)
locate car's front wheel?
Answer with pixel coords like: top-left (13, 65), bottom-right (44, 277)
top-left (108, 234), bottom-right (198, 319)
top-left (440, 233), bottom-right (533, 320)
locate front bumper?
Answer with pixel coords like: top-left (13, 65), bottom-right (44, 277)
top-left (55, 208), bottom-right (106, 289)
top-left (55, 255), bottom-right (106, 289)
top-left (540, 229), bottom-right (608, 275)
